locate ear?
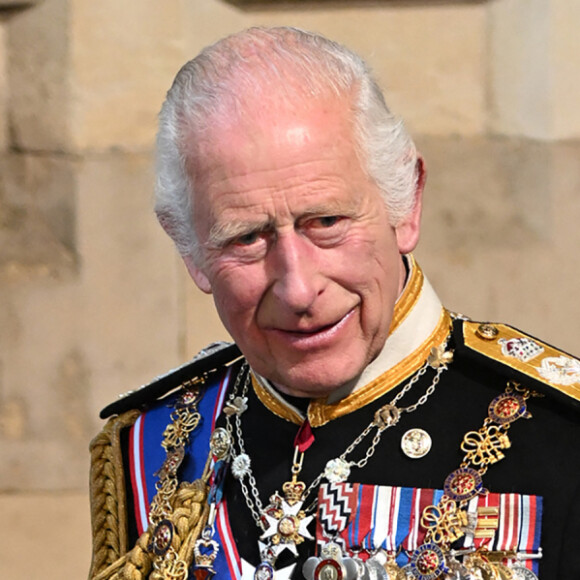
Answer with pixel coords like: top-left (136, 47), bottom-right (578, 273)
top-left (395, 156), bottom-right (426, 254)
top-left (183, 254), bottom-right (213, 294)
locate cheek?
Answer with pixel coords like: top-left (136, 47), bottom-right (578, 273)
top-left (210, 264), bottom-right (268, 324)
top-left (334, 234), bottom-right (396, 285)
top-left (350, 239), bottom-right (402, 307)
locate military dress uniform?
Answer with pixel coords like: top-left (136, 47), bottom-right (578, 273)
top-left (88, 258), bottom-right (580, 580)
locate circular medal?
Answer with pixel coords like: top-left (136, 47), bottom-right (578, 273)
top-left (488, 392), bottom-right (527, 424)
top-left (444, 467), bottom-right (484, 501)
top-left (401, 428), bottom-right (432, 459)
top-left (254, 561), bottom-right (275, 580)
top-left (409, 543), bottom-right (447, 580)
top-left (314, 558), bottom-right (344, 580)
top-left (366, 558), bottom-right (390, 580)
top-left (511, 566), bottom-right (539, 580)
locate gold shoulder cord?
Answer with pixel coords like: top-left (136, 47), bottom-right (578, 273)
top-left (88, 377), bottom-right (212, 580)
top-left (89, 409), bottom-right (140, 579)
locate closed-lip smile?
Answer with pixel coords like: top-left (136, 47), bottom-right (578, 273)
top-left (266, 308), bottom-right (356, 349)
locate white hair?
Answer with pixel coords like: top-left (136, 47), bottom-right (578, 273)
top-left (155, 26), bottom-right (420, 262)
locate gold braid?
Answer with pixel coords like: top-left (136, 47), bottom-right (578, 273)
top-left (89, 410), bottom-right (140, 579)
top-left (90, 480), bottom-right (210, 580)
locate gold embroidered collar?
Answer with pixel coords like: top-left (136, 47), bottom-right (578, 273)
top-left (252, 256), bottom-right (452, 427)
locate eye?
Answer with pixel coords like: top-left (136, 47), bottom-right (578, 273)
top-left (301, 215), bottom-right (349, 247)
top-left (224, 228), bottom-right (270, 262)
top-left (316, 215), bottom-right (340, 228)
top-left (305, 215), bottom-right (344, 230)
top-left (234, 231), bottom-right (261, 246)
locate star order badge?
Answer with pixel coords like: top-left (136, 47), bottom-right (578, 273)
top-left (260, 495), bottom-right (314, 557)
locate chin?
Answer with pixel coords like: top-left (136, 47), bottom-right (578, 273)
top-left (269, 359), bottom-right (362, 399)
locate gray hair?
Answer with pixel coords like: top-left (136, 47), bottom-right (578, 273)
top-left (155, 26), bottom-right (419, 262)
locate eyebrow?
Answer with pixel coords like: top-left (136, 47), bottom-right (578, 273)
top-left (204, 216), bottom-right (274, 249)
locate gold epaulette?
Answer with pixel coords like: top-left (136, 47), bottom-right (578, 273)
top-left (461, 320), bottom-right (580, 405)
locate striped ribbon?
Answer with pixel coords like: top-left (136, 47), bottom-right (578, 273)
top-left (316, 482), bottom-right (542, 571)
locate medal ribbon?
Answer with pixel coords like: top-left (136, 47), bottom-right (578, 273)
top-left (494, 493), bottom-right (543, 575)
top-left (316, 482), bottom-right (542, 571)
top-left (295, 419), bottom-right (315, 452)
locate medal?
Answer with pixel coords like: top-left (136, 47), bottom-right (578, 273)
top-left (259, 492), bottom-right (314, 556)
top-left (260, 447), bottom-right (315, 559)
top-left (408, 542), bottom-right (447, 580)
top-left (511, 566), bottom-right (539, 580)
top-left (303, 542), bottom-right (358, 580)
top-left (254, 561), bottom-right (276, 580)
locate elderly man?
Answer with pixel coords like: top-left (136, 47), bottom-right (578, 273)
top-left (89, 28), bottom-right (580, 580)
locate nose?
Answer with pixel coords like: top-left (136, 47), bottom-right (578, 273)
top-left (268, 231), bottom-right (323, 314)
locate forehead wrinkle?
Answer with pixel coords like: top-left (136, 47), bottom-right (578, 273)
top-left (297, 195), bottom-right (362, 219)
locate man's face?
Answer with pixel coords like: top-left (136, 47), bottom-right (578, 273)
top-left (185, 97), bottom-right (421, 397)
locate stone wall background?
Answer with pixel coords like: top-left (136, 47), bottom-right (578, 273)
top-left (0, 1), bottom-right (578, 578)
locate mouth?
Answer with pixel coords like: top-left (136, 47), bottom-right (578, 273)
top-left (268, 308), bottom-right (356, 349)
